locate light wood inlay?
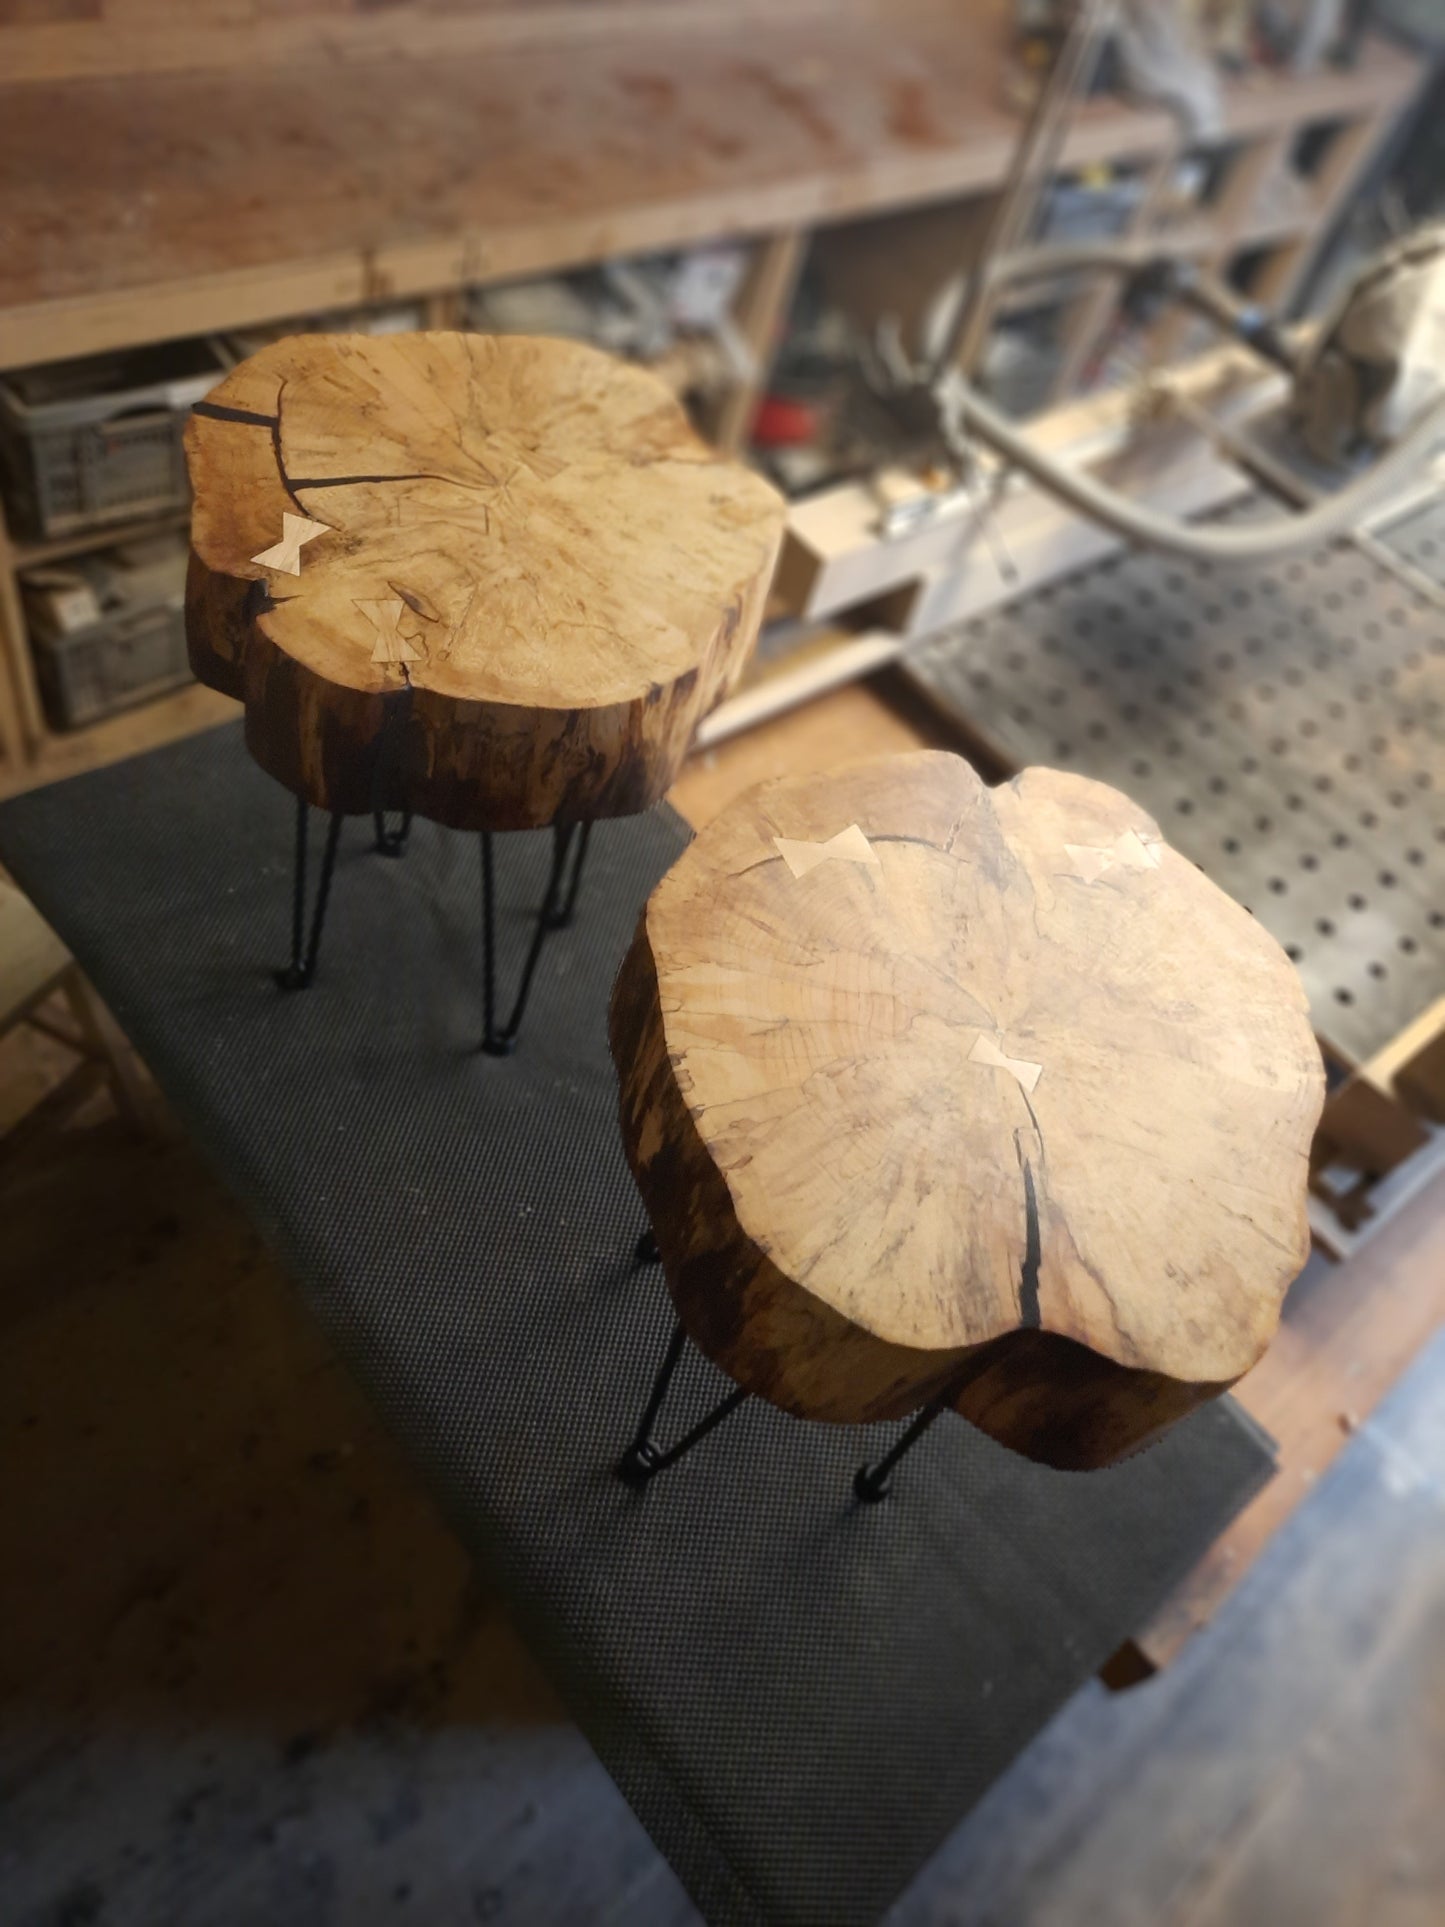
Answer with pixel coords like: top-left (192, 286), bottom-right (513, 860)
top-left (250, 511), bottom-right (330, 577)
top-left (773, 823), bottom-right (880, 880)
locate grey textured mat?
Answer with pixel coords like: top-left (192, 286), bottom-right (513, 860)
top-left (0, 728), bottom-right (1275, 1927)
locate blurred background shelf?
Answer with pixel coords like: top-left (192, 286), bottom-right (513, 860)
top-left (0, 1), bottom-right (1422, 803)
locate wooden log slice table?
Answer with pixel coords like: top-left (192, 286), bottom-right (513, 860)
top-left (183, 331), bottom-right (783, 1040)
top-left (611, 750), bottom-right (1325, 1486)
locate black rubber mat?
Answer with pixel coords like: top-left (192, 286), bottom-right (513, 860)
top-left (0, 727), bottom-right (1275, 1927)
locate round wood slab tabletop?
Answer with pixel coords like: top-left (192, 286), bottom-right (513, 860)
top-left (184, 331), bottom-right (784, 830)
top-left (611, 750), bottom-right (1325, 1469)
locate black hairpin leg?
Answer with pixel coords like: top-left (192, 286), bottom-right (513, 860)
top-left (480, 823), bottom-right (585, 1056)
top-left (634, 1227), bottom-right (661, 1267)
top-left (544, 820), bottom-right (593, 930)
top-left (617, 1319), bottom-right (749, 1491)
top-left (370, 689), bottom-right (413, 857)
top-left (276, 796), bottom-right (344, 991)
top-left (853, 1377), bottom-right (961, 1503)
top-left (373, 808), bottom-right (413, 858)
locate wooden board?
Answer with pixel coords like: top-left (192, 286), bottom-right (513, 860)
top-left (0, 11), bottom-right (1179, 369)
top-left (614, 747), bottom-right (1323, 1466)
top-left (1134, 1164), bottom-right (1445, 1669)
top-left (0, 19), bottom-right (1418, 371)
top-left (0, 0), bottom-right (865, 83)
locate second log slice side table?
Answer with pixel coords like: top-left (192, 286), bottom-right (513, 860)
top-left (183, 331), bottom-right (784, 1047)
top-left (610, 751), bottom-right (1325, 1492)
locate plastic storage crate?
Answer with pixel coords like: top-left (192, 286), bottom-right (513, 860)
top-left (0, 339), bottom-right (228, 541)
top-left (23, 533), bottom-right (192, 730)
top-left (32, 603), bottom-right (191, 731)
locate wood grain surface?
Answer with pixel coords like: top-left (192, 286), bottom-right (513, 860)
top-left (612, 750), bottom-right (1325, 1467)
top-left (184, 331), bottom-right (783, 829)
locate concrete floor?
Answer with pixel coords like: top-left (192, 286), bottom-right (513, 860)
top-left (1, 1054), bottom-right (1442, 1926)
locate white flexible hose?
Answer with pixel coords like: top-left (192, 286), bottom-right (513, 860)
top-left (940, 234), bottom-right (1445, 561)
top-left (947, 376), bottom-right (1445, 562)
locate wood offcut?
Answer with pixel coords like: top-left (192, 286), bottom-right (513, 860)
top-left (611, 750), bottom-right (1325, 1469)
top-left (185, 331), bottom-right (785, 829)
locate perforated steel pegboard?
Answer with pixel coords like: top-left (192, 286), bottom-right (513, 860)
top-left (905, 494), bottom-right (1445, 1066)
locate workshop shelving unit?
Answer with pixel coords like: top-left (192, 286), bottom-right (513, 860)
top-left (0, 5), bottom-right (1420, 801)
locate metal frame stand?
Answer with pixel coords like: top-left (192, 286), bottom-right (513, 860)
top-left (852, 1376), bottom-right (961, 1503)
top-left (479, 821), bottom-right (594, 1056)
top-left (370, 690), bottom-right (414, 859)
top-left (272, 770), bottom-right (595, 1046)
top-left (276, 796), bottom-right (344, 991)
top-left (620, 1227), bottom-right (964, 1500)
top-left (616, 1318), bottom-right (751, 1491)
top-left (373, 809), bottom-right (413, 858)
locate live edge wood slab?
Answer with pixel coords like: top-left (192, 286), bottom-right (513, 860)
top-left (184, 332), bottom-right (784, 830)
top-left (611, 751), bottom-right (1326, 1470)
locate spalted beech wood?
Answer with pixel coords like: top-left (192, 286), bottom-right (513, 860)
top-left (611, 752), bottom-right (1324, 1469)
top-left (184, 332), bottom-right (784, 829)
